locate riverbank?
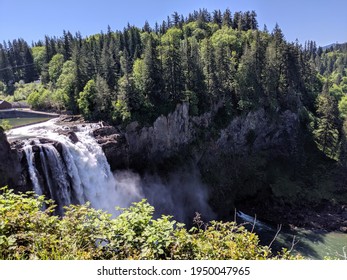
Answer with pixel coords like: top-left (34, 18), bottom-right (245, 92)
top-left (0, 109), bottom-right (60, 129)
top-left (0, 108), bottom-right (59, 119)
top-left (239, 199), bottom-right (347, 233)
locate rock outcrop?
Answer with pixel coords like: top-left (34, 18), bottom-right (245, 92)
top-left (125, 103), bottom-right (191, 166)
top-left (3, 105), bottom-right (346, 231)
top-left (215, 108), bottom-right (300, 156)
top-left (96, 102), bottom-right (302, 175)
top-left (198, 108), bottom-right (303, 219)
top-left (0, 128), bottom-right (22, 189)
top-left (97, 102), bottom-right (220, 171)
top-left (93, 126), bottom-right (129, 170)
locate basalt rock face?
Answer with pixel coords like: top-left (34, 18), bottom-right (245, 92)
top-left (125, 103), bottom-right (192, 169)
top-left (98, 103), bottom-right (302, 176)
top-left (98, 102), bottom-right (218, 171)
top-left (93, 126), bottom-right (129, 170)
top-left (0, 128), bottom-right (23, 190)
top-left (215, 108), bottom-right (300, 157)
top-left (198, 108), bottom-right (303, 219)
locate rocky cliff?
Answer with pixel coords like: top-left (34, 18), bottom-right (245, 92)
top-left (215, 109), bottom-right (300, 156)
top-left (0, 128), bottom-right (22, 189)
top-left (198, 108), bottom-right (303, 218)
top-left (95, 102), bottom-right (218, 171)
top-left (96, 103), bottom-right (302, 173)
top-left (95, 102), bottom-right (305, 219)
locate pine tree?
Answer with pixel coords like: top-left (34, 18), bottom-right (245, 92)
top-left (0, 47), bottom-right (14, 85)
top-left (161, 28), bottom-right (184, 105)
top-left (201, 38), bottom-right (218, 106)
top-left (222, 9), bottom-right (232, 27)
top-left (62, 30), bottom-right (73, 60)
top-left (181, 36), bottom-right (205, 114)
top-left (139, 35), bottom-right (163, 108)
top-left (100, 45), bottom-right (116, 90)
top-left (314, 83), bottom-right (341, 157)
top-left (212, 10), bottom-right (222, 27)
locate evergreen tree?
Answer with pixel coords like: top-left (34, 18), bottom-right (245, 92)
top-left (78, 75), bottom-right (113, 120)
top-left (0, 47), bottom-right (14, 85)
top-left (71, 44), bottom-right (88, 112)
top-left (161, 28), bottom-right (184, 105)
top-left (133, 34), bottom-right (163, 113)
top-left (62, 30), bottom-right (73, 60)
top-left (222, 9), bottom-right (232, 27)
top-left (181, 36), bottom-right (205, 114)
top-left (212, 10), bottom-right (222, 27)
top-left (201, 38), bottom-right (218, 106)
top-left (172, 12), bottom-right (180, 27)
top-left (314, 83), bottom-right (341, 157)
top-left (100, 44), bottom-right (117, 90)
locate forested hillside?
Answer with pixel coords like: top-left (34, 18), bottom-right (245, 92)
top-left (0, 9), bottom-right (322, 122)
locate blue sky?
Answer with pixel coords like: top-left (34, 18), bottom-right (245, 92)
top-left (1, 0), bottom-right (346, 46)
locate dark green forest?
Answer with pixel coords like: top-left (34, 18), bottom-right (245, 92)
top-left (0, 9), bottom-right (346, 138)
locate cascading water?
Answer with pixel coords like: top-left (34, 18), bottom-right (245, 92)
top-left (23, 144), bottom-right (42, 196)
top-left (8, 119), bottom-right (142, 215)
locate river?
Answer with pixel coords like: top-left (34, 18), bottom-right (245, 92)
top-left (238, 212), bottom-right (347, 259)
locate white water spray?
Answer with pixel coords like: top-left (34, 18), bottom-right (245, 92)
top-left (8, 119), bottom-right (142, 215)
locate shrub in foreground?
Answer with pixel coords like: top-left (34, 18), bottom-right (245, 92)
top-left (0, 188), bottom-right (300, 260)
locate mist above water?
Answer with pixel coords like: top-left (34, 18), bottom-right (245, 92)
top-left (114, 168), bottom-right (215, 224)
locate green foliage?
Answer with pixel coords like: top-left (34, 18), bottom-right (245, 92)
top-left (0, 81), bottom-right (7, 94)
top-left (31, 46), bottom-right (46, 75)
top-left (13, 82), bottom-right (41, 102)
top-left (0, 188), bottom-right (300, 260)
top-left (78, 79), bottom-right (97, 119)
top-left (0, 9), bottom-right (327, 126)
top-left (0, 94), bottom-right (13, 103)
top-left (27, 86), bottom-right (53, 110)
top-left (55, 60), bottom-right (77, 111)
top-left (48, 54), bottom-right (64, 85)
top-left (0, 120), bottom-right (12, 131)
top-left (113, 76), bottom-right (133, 123)
top-left (77, 75), bottom-right (113, 120)
top-left (338, 95), bottom-right (347, 119)
top-left (314, 87), bottom-right (341, 158)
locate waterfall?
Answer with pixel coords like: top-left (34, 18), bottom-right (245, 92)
top-left (8, 119), bottom-right (214, 223)
top-left (23, 145), bottom-right (42, 196)
top-left (11, 119), bottom-right (138, 215)
top-left (38, 144), bottom-right (72, 214)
